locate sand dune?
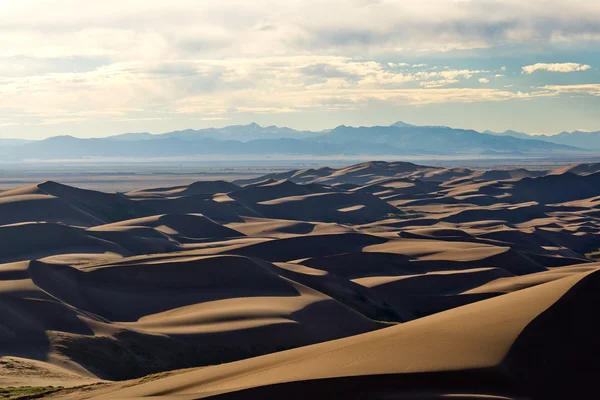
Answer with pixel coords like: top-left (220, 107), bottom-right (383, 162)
top-left (234, 161), bottom-right (429, 187)
top-left (0, 194), bottom-right (103, 227)
top-left (226, 216), bottom-right (354, 237)
top-left (2, 161), bottom-right (600, 399)
top-left (6, 255), bottom-right (380, 381)
top-left (224, 232), bottom-right (388, 262)
top-left (549, 162), bottom-right (600, 176)
top-left (134, 194), bottom-right (259, 223)
top-left (254, 192), bottom-right (400, 223)
top-left (468, 168), bottom-right (545, 182)
top-left (0, 222), bottom-right (130, 263)
top-left (230, 179), bottom-right (336, 203)
top-left (126, 180), bottom-right (239, 198)
top-left (36, 181), bottom-right (146, 223)
top-left (235, 167), bottom-right (336, 186)
top-left (63, 266), bottom-right (599, 400)
top-left (91, 214), bottom-right (244, 242)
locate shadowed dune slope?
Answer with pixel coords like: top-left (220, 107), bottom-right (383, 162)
top-left (126, 180), bottom-right (239, 198)
top-left (252, 192), bottom-right (401, 224)
top-left (0, 222), bottom-right (131, 263)
top-left (75, 267), bottom-right (600, 400)
top-left (36, 181), bottom-right (147, 223)
top-left (223, 232), bottom-right (388, 262)
top-left (133, 195), bottom-right (260, 223)
top-left (91, 214), bottom-right (245, 242)
top-left (549, 162), bottom-right (600, 176)
top-left (228, 179), bottom-right (401, 223)
top-left (229, 180), bottom-right (337, 203)
top-left (226, 217), bottom-right (354, 237)
top-left (0, 194), bottom-right (104, 226)
top-left (2, 255), bottom-right (381, 381)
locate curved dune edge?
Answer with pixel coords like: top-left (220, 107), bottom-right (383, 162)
top-left (52, 268), bottom-right (598, 399)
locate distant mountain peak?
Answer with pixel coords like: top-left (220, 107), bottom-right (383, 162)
top-left (45, 135), bottom-right (77, 141)
top-left (391, 121), bottom-right (415, 128)
top-left (109, 132), bottom-right (155, 141)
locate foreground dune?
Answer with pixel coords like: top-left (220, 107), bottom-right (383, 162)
top-left (1, 161), bottom-right (600, 399)
top-left (53, 266), bottom-right (599, 399)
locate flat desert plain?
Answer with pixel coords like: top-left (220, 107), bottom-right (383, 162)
top-left (1, 161), bottom-right (599, 400)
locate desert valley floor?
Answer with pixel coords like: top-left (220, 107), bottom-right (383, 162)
top-left (1, 161), bottom-right (599, 399)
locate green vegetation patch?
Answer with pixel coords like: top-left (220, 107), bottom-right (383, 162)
top-left (0, 386), bottom-right (64, 399)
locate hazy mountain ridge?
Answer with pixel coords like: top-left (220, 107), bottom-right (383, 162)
top-left (486, 128), bottom-right (600, 149)
top-left (542, 130), bottom-right (600, 149)
top-left (0, 122), bottom-right (588, 160)
top-left (109, 123), bottom-right (322, 143)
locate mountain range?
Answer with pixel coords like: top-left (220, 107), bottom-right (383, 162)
top-left (1, 121), bottom-right (598, 161)
top-left (485, 129), bottom-right (600, 149)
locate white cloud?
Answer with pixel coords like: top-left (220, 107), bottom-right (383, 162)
top-left (522, 63), bottom-right (592, 74)
top-left (0, 54), bottom-right (549, 127)
top-left (353, 88), bottom-right (536, 105)
top-left (0, 0), bottom-right (598, 63)
top-left (479, 78), bottom-right (490, 84)
top-left (420, 79), bottom-right (459, 88)
top-left (195, 117), bottom-right (232, 121)
top-left (0, 1), bottom-right (599, 135)
top-left (542, 84), bottom-right (600, 96)
top-left (439, 69), bottom-right (486, 80)
top-left (388, 62), bottom-right (409, 68)
top-left (415, 69), bottom-right (487, 87)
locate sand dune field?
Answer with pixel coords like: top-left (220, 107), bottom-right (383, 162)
top-left (1, 161), bottom-right (599, 399)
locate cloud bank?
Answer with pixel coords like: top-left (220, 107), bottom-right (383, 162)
top-left (0, 0), bottom-right (598, 136)
top-left (522, 63), bottom-right (592, 74)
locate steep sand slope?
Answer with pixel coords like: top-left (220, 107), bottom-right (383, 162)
top-left (549, 162), bottom-right (600, 176)
top-left (126, 180), bottom-right (239, 198)
top-left (37, 181), bottom-right (146, 223)
top-left (91, 214), bottom-right (244, 242)
top-left (133, 194), bottom-right (260, 223)
top-left (229, 180), bottom-right (337, 203)
top-left (2, 255), bottom-right (381, 381)
top-left (71, 267), bottom-right (599, 400)
top-left (0, 194), bottom-right (104, 226)
top-left (226, 216), bottom-right (354, 237)
top-left (227, 179), bottom-right (402, 223)
top-left (234, 167), bottom-right (335, 186)
top-left (0, 222), bottom-right (131, 263)
top-left (234, 162), bottom-right (427, 187)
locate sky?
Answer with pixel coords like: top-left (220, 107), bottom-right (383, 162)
top-left (0, 0), bottom-right (599, 139)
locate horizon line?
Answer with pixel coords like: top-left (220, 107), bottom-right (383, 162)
top-left (1, 120), bottom-right (596, 142)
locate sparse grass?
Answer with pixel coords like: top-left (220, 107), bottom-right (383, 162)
top-left (0, 383), bottom-right (112, 400)
top-left (0, 386), bottom-right (64, 399)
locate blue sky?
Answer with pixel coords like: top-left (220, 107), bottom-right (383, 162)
top-left (0, 0), bottom-right (599, 139)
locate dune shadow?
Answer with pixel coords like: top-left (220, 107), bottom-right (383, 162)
top-left (502, 270), bottom-right (600, 400)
